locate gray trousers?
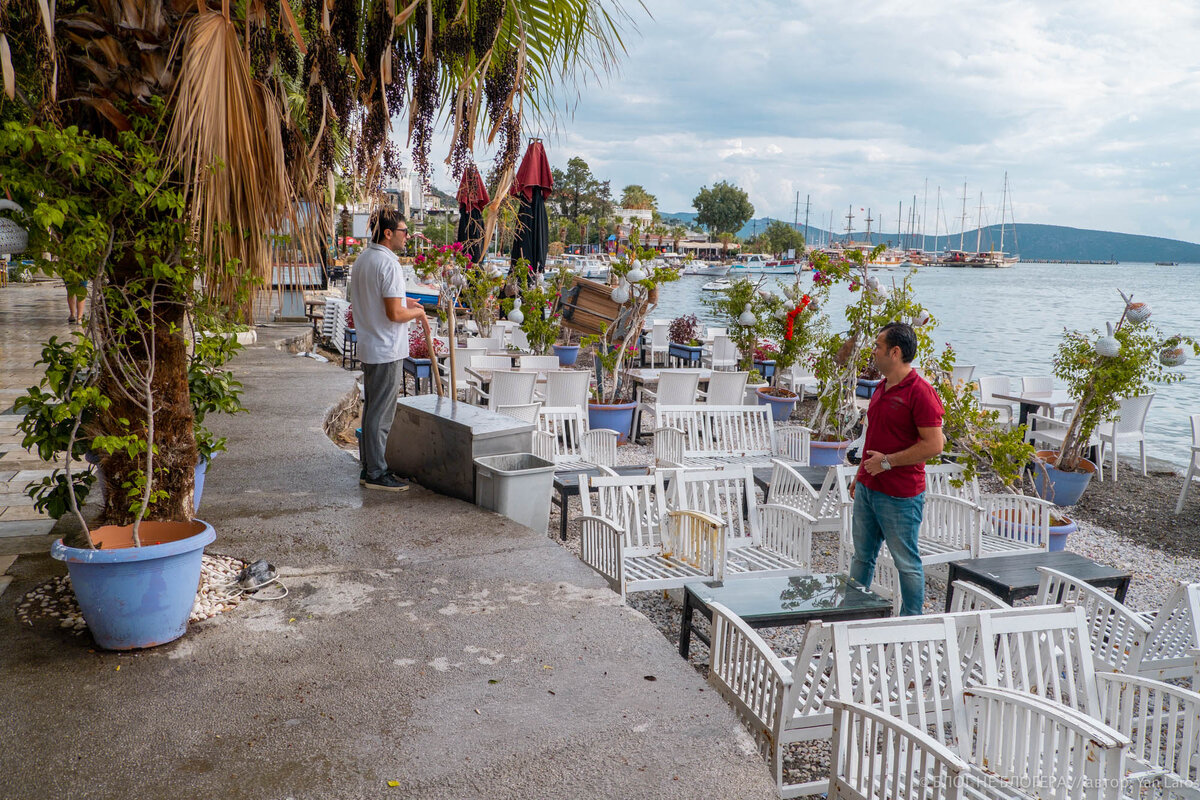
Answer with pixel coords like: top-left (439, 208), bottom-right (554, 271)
top-left (360, 360), bottom-right (404, 479)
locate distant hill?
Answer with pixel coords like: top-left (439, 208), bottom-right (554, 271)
top-left (657, 213), bottom-right (1200, 263)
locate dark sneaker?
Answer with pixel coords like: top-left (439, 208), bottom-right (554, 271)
top-left (364, 472), bottom-right (409, 492)
top-left (359, 469), bottom-right (367, 486)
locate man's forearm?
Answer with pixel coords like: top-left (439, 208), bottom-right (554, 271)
top-left (887, 435), bottom-right (944, 467)
top-left (388, 306), bottom-right (427, 324)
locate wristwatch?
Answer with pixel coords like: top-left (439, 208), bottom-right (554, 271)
top-left (880, 455), bottom-right (893, 471)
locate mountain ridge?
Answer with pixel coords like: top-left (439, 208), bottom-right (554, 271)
top-left (656, 214), bottom-right (1200, 262)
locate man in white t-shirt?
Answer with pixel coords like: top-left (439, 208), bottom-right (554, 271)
top-left (347, 209), bottom-right (429, 491)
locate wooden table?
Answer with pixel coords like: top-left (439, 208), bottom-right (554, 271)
top-left (993, 389), bottom-right (1076, 427)
top-left (679, 573), bottom-right (892, 660)
top-left (943, 551), bottom-right (1133, 612)
top-left (550, 465), bottom-right (653, 541)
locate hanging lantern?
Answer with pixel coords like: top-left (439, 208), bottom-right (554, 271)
top-left (449, 271), bottom-right (467, 289)
top-left (1126, 301), bottom-right (1152, 324)
top-left (626, 263), bottom-right (646, 283)
top-left (738, 303), bottom-right (757, 327)
top-left (913, 309), bottom-right (931, 327)
top-left (808, 299), bottom-right (821, 313)
top-left (1095, 322), bottom-right (1120, 358)
top-left (0, 200), bottom-right (29, 255)
top-left (774, 306), bottom-right (789, 321)
top-left (1160, 342), bottom-right (1189, 367)
top-left (611, 280), bottom-right (630, 305)
top-left (508, 296), bottom-right (524, 325)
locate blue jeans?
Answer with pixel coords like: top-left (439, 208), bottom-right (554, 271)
top-left (850, 484), bottom-right (926, 616)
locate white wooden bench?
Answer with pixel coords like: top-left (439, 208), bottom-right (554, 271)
top-left (828, 606), bottom-right (1131, 800)
top-left (533, 406), bottom-right (618, 472)
top-left (653, 404), bottom-right (810, 469)
top-left (926, 462), bottom-right (1056, 557)
top-left (577, 470), bottom-right (725, 598)
top-left (668, 465), bottom-right (816, 580)
top-left (1037, 567), bottom-right (1200, 687)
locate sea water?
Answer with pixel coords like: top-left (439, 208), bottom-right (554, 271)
top-left (653, 262), bottom-right (1200, 469)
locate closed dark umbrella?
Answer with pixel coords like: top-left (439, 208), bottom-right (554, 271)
top-left (455, 164), bottom-right (490, 264)
top-left (510, 139), bottom-right (554, 273)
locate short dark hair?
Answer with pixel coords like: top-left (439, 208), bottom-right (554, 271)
top-left (879, 322), bottom-right (918, 363)
top-left (370, 209), bottom-right (405, 243)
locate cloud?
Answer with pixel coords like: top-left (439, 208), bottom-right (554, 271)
top-left (413, 0), bottom-right (1200, 241)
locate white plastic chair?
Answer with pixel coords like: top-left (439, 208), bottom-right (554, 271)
top-left (977, 375), bottom-right (1013, 423)
top-left (648, 321), bottom-right (669, 367)
top-left (518, 355), bottom-right (561, 371)
top-left (440, 346), bottom-right (486, 399)
top-left (705, 326), bottom-right (726, 341)
top-left (510, 327), bottom-right (531, 352)
top-left (465, 335), bottom-right (502, 353)
top-left (704, 334), bottom-right (739, 371)
top-left (699, 371), bottom-right (748, 405)
top-left (472, 369), bottom-right (537, 411)
top-left (636, 370), bottom-right (700, 443)
top-left (1176, 414), bottom-right (1200, 514)
top-left (950, 364), bottom-right (975, 385)
top-left (496, 401), bottom-right (542, 423)
top-left (1096, 393), bottom-right (1154, 481)
top-left (777, 364), bottom-right (819, 400)
top-left (1021, 375), bottom-right (1053, 394)
top-left (539, 370), bottom-right (590, 411)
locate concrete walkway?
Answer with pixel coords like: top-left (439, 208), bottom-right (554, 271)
top-left (0, 282), bottom-right (776, 799)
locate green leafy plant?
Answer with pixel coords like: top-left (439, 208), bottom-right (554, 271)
top-left (702, 277), bottom-right (765, 371)
top-left (1050, 293), bottom-right (1198, 472)
top-left (518, 268), bottom-right (574, 355)
top-left (668, 314), bottom-right (700, 346)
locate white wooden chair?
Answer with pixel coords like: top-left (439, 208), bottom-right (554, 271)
top-left (704, 334), bottom-right (739, 370)
top-left (517, 354), bottom-right (561, 371)
top-left (1037, 567), bottom-right (1200, 686)
top-left (828, 607), bottom-right (1130, 800)
top-left (976, 375), bottom-right (1013, 423)
top-left (470, 369), bottom-right (537, 410)
top-left (1096, 393), bottom-right (1154, 481)
top-left (533, 406), bottom-right (618, 471)
top-left (577, 470), bottom-right (725, 598)
top-left (669, 465), bottom-right (816, 580)
top-left (975, 604), bottom-right (1200, 800)
top-left (1176, 413), bottom-right (1200, 514)
top-left (538, 369), bottom-right (590, 411)
top-left (698, 370), bottom-right (748, 405)
top-left (635, 370), bottom-right (699, 443)
top-left (648, 320), bottom-right (669, 366)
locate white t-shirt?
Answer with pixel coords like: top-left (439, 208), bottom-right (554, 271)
top-left (347, 243), bottom-right (409, 364)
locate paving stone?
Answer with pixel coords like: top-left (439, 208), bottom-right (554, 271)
top-left (0, 535), bottom-right (53, 556)
top-left (0, 505), bottom-right (47, 521)
top-left (0, 576), bottom-right (11, 599)
top-left (0, 554), bottom-right (15, 573)
top-left (13, 469), bottom-right (57, 481)
top-left (0, 493), bottom-right (34, 506)
top-left (0, 519), bottom-right (53, 538)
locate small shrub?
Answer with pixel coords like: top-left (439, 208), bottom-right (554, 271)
top-left (669, 314), bottom-right (700, 345)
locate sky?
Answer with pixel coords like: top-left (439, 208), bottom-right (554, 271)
top-left (421, 0), bottom-right (1200, 242)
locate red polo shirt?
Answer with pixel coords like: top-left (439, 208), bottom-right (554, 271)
top-left (856, 369), bottom-right (944, 498)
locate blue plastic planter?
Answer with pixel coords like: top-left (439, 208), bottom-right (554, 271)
top-left (1048, 517), bottom-right (1078, 552)
top-left (756, 387), bottom-right (798, 422)
top-left (51, 520), bottom-right (215, 650)
top-left (810, 440), bottom-right (851, 466)
top-left (1032, 451), bottom-right (1096, 506)
top-left (856, 378), bottom-right (883, 399)
top-left (552, 344), bottom-right (580, 366)
top-left (587, 402), bottom-right (637, 444)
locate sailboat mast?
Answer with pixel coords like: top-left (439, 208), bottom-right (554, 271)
top-left (999, 172), bottom-right (1008, 254)
top-left (958, 181), bottom-right (968, 250)
top-left (975, 192), bottom-right (984, 253)
top-left (921, 179), bottom-right (929, 253)
top-left (934, 185), bottom-right (941, 253)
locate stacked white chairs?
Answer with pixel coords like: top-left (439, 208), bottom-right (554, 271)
top-left (698, 370), bottom-right (748, 405)
top-left (538, 369), bottom-right (590, 411)
top-left (1177, 413), bottom-right (1200, 514)
top-left (704, 334), bottom-right (739, 370)
top-left (669, 465), bottom-right (816, 580)
top-left (533, 407), bottom-right (618, 472)
top-left (976, 375), bottom-right (1014, 423)
top-left (577, 470), bottom-right (725, 598)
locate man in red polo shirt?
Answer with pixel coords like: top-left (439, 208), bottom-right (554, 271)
top-left (850, 321), bottom-right (944, 616)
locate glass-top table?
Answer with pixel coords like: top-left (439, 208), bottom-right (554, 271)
top-left (679, 573), bottom-right (893, 659)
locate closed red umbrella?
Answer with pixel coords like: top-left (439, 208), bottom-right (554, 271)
top-left (510, 139), bottom-right (553, 273)
top-left (455, 164), bottom-right (490, 264)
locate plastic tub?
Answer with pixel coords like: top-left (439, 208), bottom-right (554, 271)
top-left (474, 453), bottom-right (557, 535)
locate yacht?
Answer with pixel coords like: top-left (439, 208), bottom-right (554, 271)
top-left (727, 253), bottom-right (805, 274)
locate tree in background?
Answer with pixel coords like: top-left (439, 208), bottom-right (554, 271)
top-left (693, 181), bottom-right (755, 245)
top-left (670, 224), bottom-right (688, 253)
top-left (550, 156), bottom-right (613, 245)
top-left (759, 220), bottom-right (806, 256)
top-left (620, 184), bottom-right (657, 210)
